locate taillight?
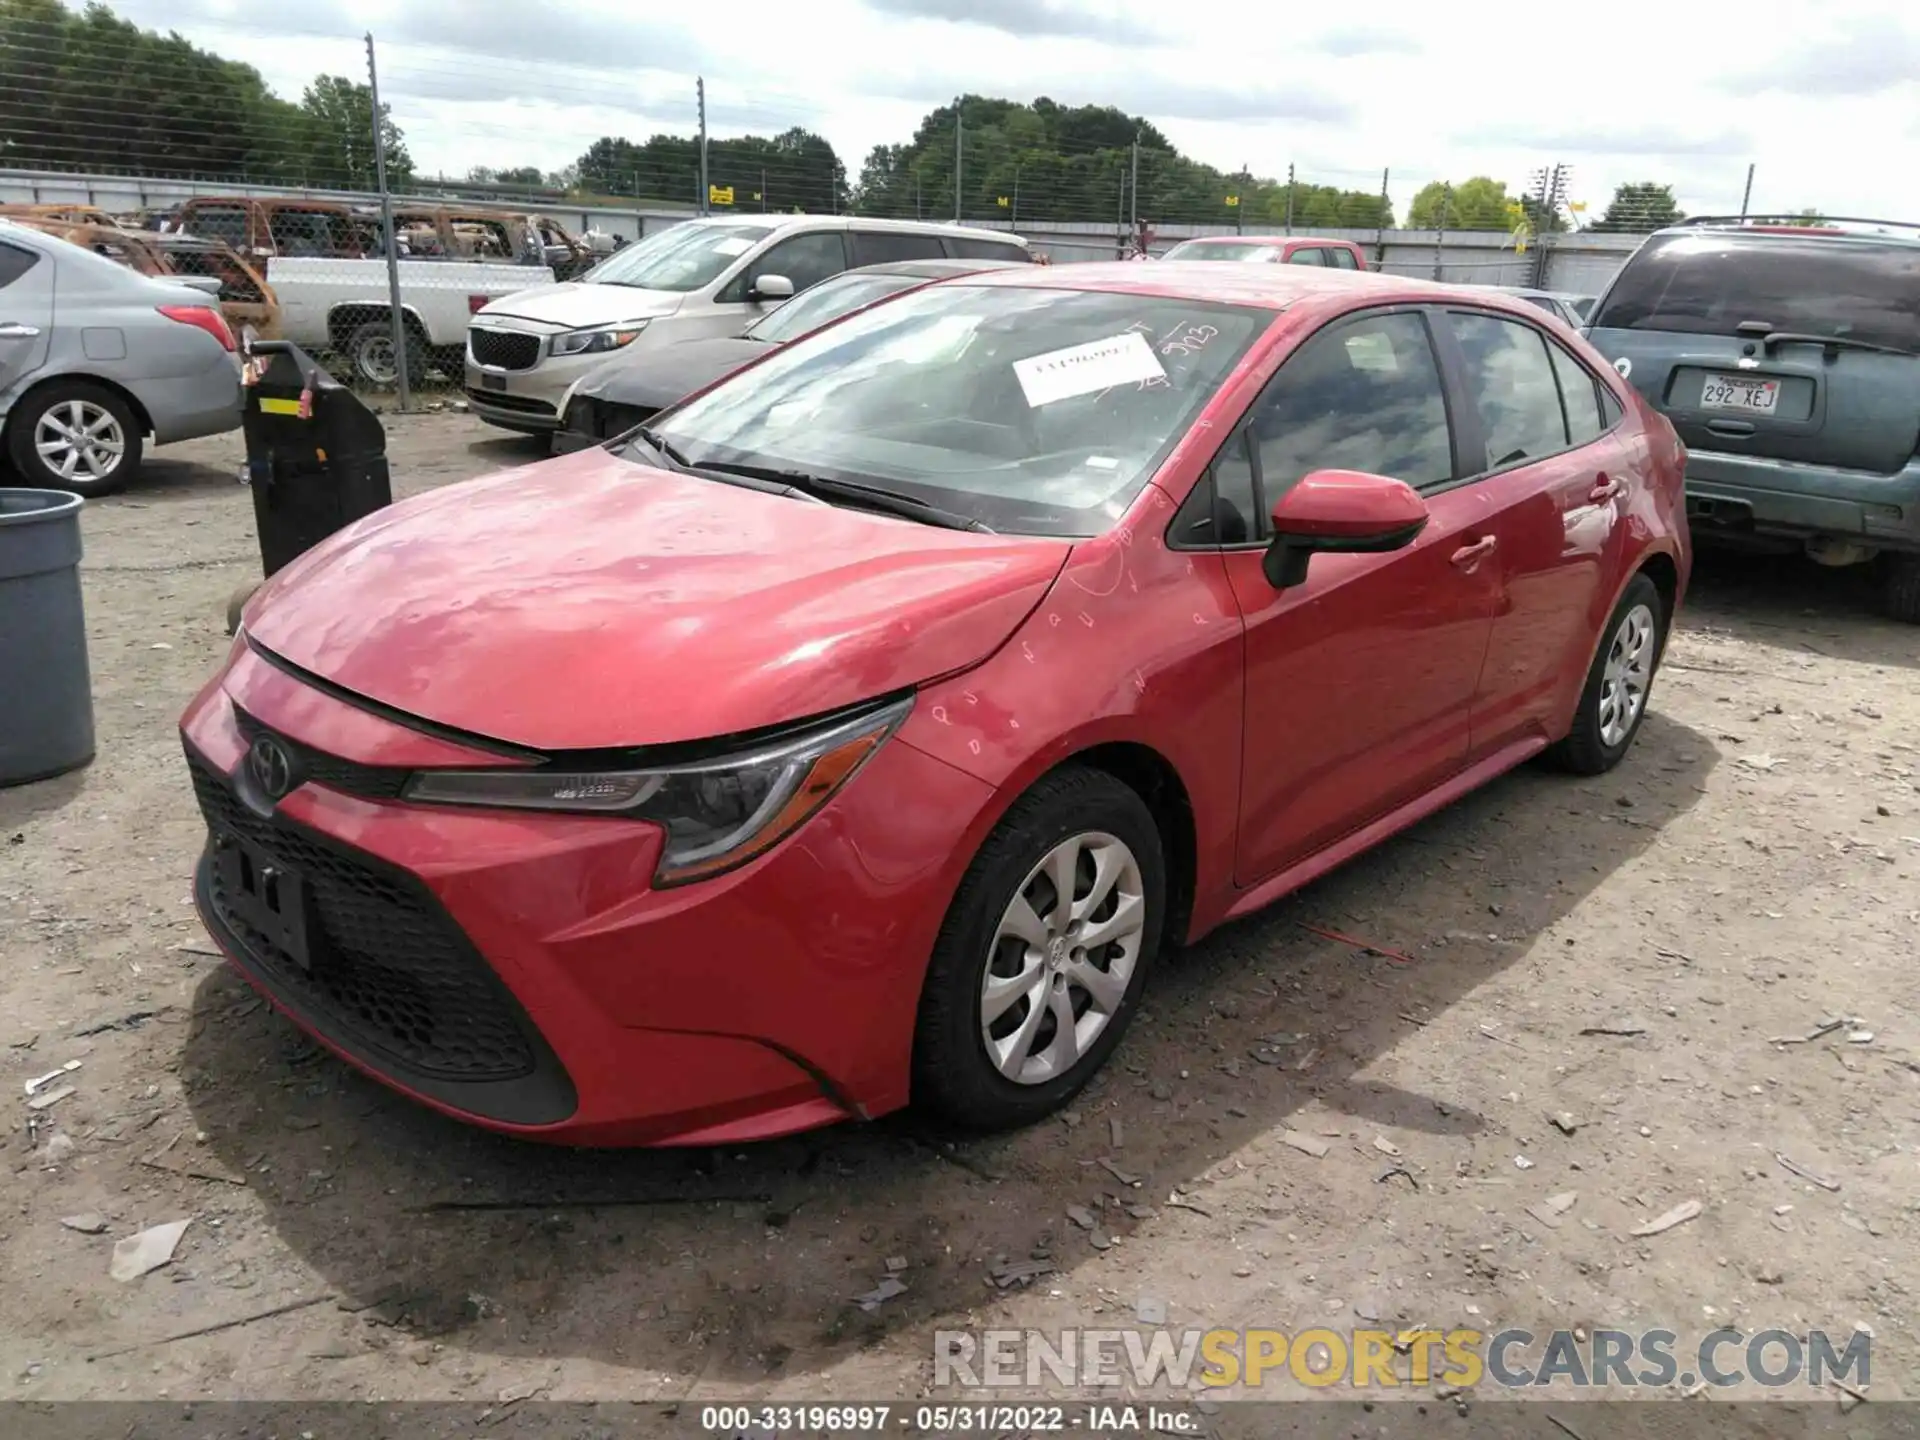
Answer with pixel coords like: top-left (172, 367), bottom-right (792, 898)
top-left (158, 304), bottom-right (235, 352)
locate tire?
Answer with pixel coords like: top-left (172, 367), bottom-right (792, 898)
top-left (1874, 553), bottom-right (1920, 625)
top-left (1545, 572), bottom-right (1667, 775)
top-left (344, 320), bottom-right (426, 390)
top-left (912, 765), bottom-right (1165, 1132)
top-left (4, 379), bottom-right (144, 497)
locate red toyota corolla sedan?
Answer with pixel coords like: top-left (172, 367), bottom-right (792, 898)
top-left (181, 263), bottom-right (1690, 1145)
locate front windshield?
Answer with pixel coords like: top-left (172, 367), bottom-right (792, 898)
top-left (746, 272), bottom-right (922, 344)
top-left (581, 221), bottom-right (774, 292)
top-left (644, 283), bottom-right (1269, 536)
top-left (1163, 240), bottom-right (1277, 263)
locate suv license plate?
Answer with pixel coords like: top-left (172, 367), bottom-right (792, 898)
top-left (1702, 374), bottom-right (1779, 413)
top-left (213, 833), bottom-right (312, 971)
top-left (481, 373), bottom-right (506, 391)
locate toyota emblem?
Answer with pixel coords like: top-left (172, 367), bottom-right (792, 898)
top-left (247, 734), bottom-right (294, 800)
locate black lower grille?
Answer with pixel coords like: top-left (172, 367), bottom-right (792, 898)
top-left (465, 387), bottom-right (556, 418)
top-left (563, 397), bottom-right (658, 441)
top-left (232, 707), bottom-right (411, 801)
top-left (467, 327), bottom-right (540, 370)
top-left (185, 745), bottom-right (573, 1120)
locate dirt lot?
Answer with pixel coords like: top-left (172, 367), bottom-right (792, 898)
top-left (2, 412), bottom-right (1916, 1408)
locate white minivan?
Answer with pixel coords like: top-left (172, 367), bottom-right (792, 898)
top-left (464, 214), bottom-right (1032, 433)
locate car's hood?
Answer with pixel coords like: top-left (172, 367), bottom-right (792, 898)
top-left (575, 336), bottom-right (770, 410)
top-left (478, 281), bottom-right (684, 330)
top-left (242, 450), bottom-right (1070, 752)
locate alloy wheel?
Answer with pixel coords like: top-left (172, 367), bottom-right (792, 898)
top-left (980, 830), bottom-right (1146, 1085)
top-left (1597, 601), bottom-right (1656, 747)
top-left (34, 399), bottom-right (126, 484)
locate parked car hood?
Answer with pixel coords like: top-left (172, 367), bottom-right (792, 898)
top-left (575, 336), bottom-right (771, 411)
top-left (478, 281), bottom-right (686, 330)
top-left (241, 450), bottom-right (1070, 752)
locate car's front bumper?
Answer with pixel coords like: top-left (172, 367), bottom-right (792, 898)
top-left (1684, 448), bottom-right (1920, 552)
top-left (464, 346), bottom-right (604, 433)
top-left (178, 641), bottom-right (994, 1145)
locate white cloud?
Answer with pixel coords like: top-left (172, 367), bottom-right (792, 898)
top-left (93, 0), bottom-right (1920, 220)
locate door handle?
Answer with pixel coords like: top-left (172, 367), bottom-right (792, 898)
top-left (1450, 536), bottom-right (1498, 568)
top-left (0, 322), bottom-right (42, 339)
top-left (1589, 475), bottom-right (1622, 503)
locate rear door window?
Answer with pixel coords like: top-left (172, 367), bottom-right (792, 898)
top-left (946, 236), bottom-right (1030, 262)
top-left (0, 241), bottom-right (40, 288)
top-left (1590, 233), bottom-right (1920, 353)
top-left (1286, 246), bottom-right (1327, 266)
top-left (1325, 247), bottom-right (1360, 271)
top-left (850, 230), bottom-right (947, 265)
top-left (1445, 312), bottom-right (1570, 469)
top-left (1547, 341), bottom-right (1604, 444)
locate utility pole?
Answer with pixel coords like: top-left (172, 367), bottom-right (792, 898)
top-left (1010, 165), bottom-right (1019, 229)
top-left (1284, 162), bottom-right (1295, 235)
top-left (953, 100), bottom-right (963, 222)
top-left (696, 77), bottom-right (708, 216)
top-left (1235, 164), bottom-right (1246, 234)
top-left (1433, 183), bottom-right (1450, 280)
top-left (364, 33), bottom-right (410, 412)
top-left (1375, 166), bottom-right (1390, 268)
top-left (1739, 162), bottom-right (1755, 219)
top-left (1128, 136), bottom-right (1140, 246)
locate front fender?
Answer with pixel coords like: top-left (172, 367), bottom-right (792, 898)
top-left (898, 489), bottom-right (1247, 942)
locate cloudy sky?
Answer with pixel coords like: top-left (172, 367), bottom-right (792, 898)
top-left (104, 0), bottom-right (1920, 219)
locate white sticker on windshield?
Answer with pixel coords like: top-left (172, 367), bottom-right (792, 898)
top-left (1014, 331), bottom-right (1166, 408)
top-left (1083, 455), bottom-right (1120, 469)
top-left (712, 237), bottom-right (755, 256)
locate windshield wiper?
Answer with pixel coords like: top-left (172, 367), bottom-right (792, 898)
top-left (689, 460), bottom-right (997, 533)
top-left (628, 431), bottom-right (828, 503)
top-left (631, 425), bottom-right (695, 469)
top-left (1759, 330), bottom-right (1915, 358)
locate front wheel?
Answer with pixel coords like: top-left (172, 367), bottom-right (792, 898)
top-left (1545, 572), bottom-right (1667, 775)
top-left (912, 766), bottom-right (1164, 1131)
top-left (4, 380), bottom-right (144, 497)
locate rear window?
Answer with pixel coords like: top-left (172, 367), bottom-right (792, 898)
top-left (1162, 239), bottom-right (1276, 263)
top-left (850, 231), bottom-right (946, 266)
top-left (946, 236), bottom-right (1031, 262)
top-left (1591, 233), bottom-right (1920, 353)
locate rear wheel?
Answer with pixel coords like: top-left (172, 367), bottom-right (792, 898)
top-left (1545, 572), bottom-right (1666, 775)
top-left (912, 766), bottom-right (1164, 1131)
top-left (343, 321), bottom-right (427, 390)
top-left (1875, 553), bottom-right (1920, 625)
top-left (5, 380), bottom-right (143, 497)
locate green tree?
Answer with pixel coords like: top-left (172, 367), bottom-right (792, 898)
top-left (574, 127), bottom-right (847, 212)
top-left (1407, 177), bottom-right (1513, 231)
top-left (1591, 182), bottom-right (1684, 233)
top-left (297, 74), bottom-right (410, 190)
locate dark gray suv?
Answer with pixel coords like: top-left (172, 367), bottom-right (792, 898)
top-left (1582, 217), bottom-right (1920, 622)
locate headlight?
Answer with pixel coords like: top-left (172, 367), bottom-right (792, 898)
top-left (550, 320), bottom-right (649, 357)
top-left (402, 697), bottom-right (911, 886)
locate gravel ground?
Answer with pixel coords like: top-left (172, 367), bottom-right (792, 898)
top-left (2, 413), bottom-right (1916, 1408)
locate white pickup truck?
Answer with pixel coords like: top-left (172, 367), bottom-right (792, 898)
top-left (264, 257), bottom-right (558, 387)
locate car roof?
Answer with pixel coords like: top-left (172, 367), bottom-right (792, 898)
top-left (962, 260), bottom-right (1538, 315)
top-left (1171, 234), bottom-right (1341, 248)
top-left (844, 258), bottom-right (1027, 279)
top-left (680, 213), bottom-right (1027, 245)
top-left (1651, 217), bottom-right (1920, 247)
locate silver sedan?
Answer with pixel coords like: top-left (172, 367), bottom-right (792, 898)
top-left (1, 218), bottom-right (242, 496)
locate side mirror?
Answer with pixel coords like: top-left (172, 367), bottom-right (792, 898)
top-left (749, 272), bottom-right (794, 302)
top-left (1263, 468), bottom-right (1429, 589)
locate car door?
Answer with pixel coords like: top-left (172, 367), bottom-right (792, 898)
top-left (0, 239), bottom-right (54, 396)
top-left (1171, 308), bottom-right (1502, 886)
top-left (1431, 307), bottom-right (1628, 755)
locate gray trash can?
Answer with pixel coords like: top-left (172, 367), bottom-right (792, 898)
top-left (0, 488), bottom-right (95, 787)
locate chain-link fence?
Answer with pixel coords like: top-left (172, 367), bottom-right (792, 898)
top-left (0, 5), bottom-right (1774, 409)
